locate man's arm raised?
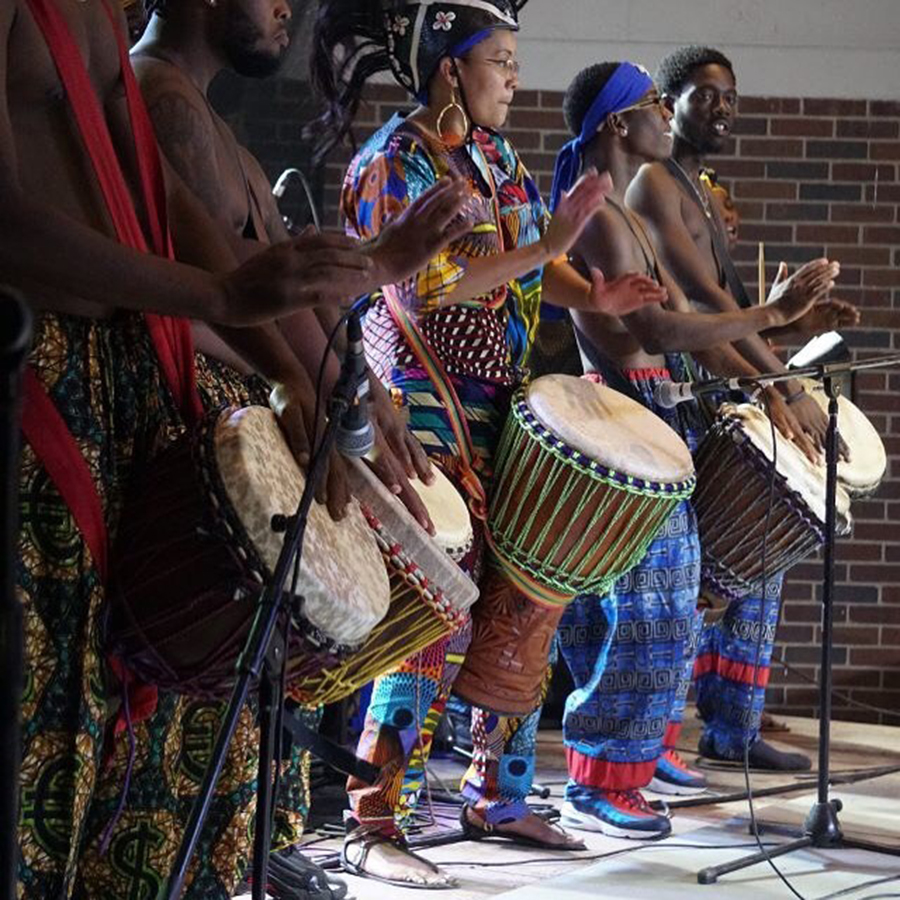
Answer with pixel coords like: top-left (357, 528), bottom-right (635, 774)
top-left (627, 162), bottom-right (831, 452)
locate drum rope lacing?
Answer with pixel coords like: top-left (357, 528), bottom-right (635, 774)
top-left (487, 392), bottom-right (696, 600)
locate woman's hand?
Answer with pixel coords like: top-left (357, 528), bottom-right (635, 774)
top-left (542, 168), bottom-right (613, 259)
top-left (587, 267), bottom-right (668, 315)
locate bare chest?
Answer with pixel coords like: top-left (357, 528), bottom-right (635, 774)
top-left (9, 0), bottom-right (125, 114)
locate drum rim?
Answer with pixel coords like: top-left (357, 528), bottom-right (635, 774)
top-left (712, 409), bottom-right (852, 533)
top-left (504, 391), bottom-right (697, 498)
top-left (360, 502), bottom-right (467, 630)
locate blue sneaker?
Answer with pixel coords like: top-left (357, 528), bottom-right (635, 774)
top-left (648, 749), bottom-right (708, 795)
top-left (561, 787), bottom-right (671, 839)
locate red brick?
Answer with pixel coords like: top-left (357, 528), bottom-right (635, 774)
top-left (850, 605), bottom-right (900, 624)
top-left (832, 163), bottom-right (896, 182)
top-left (831, 203), bottom-right (895, 222)
top-left (733, 117), bottom-right (768, 136)
top-left (542, 132), bottom-right (570, 152)
top-left (796, 224), bottom-right (860, 243)
top-left (512, 90), bottom-right (540, 108)
top-left (830, 626), bottom-right (882, 645)
top-left (713, 159), bottom-right (766, 178)
top-left (506, 109), bottom-right (565, 130)
top-left (738, 97), bottom-right (799, 114)
top-left (826, 246), bottom-right (892, 266)
top-left (868, 183), bottom-right (900, 202)
top-left (771, 118), bottom-right (834, 137)
top-left (837, 542), bottom-right (884, 561)
top-left (871, 142), bottom-right (900, 161)
top-left (735, 180), bottom-right (797, 200)
top-left (863, 268), bottom-right (900, 288)
top-left (518, 152), bottom-right (561, 173)
top-left (870, 100), bottom-right (900, 117)
top-left (768, 202), bottom-right (829, 221)
top-left (837, 120), bottom-right (899, 139)
top-left (538, 90), bottom-right (565, 108)
top-left (741, 138), bottom-right (804, 158)
top-left (863, 226), bottom-right (900, 243)
top-left (850, 648), bottom-right (900, 666)
top-left (803, 98), bottom-right (868, 116)
top-left (832, 669), bottom-right (881, 688)
top-left (503, 128), bottom-right (541, 149)
top-left (741, 222), bottom-right (793, 243)
top-left (807, 139), bottom-right (868, 160)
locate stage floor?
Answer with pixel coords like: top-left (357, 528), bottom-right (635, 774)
top-left (239, 712), bottom-right (900, 899)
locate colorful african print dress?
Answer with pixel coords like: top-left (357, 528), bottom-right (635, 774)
top-left (342, 113), bottom-right (550, 831)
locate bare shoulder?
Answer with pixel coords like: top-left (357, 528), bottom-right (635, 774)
top-left (578, 205), bottom-right (641, 276)
top-left (627, 161), bottom-right (679, 210)
top-left (131, 54), bottom-right (206, 116)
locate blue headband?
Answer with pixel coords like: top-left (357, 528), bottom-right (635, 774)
top-left (414, 28), bottom-right (503, 103)
top-left (549, 62), bottom-right (654, 211)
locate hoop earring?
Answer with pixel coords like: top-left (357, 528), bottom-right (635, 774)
top-left (436, 88), bottom-right (469, 149)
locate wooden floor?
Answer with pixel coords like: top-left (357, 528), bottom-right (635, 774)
top-left (238, 711), bottom-right (900, 900)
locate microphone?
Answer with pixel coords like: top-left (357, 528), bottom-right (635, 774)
top-left (272, 167), bottom-right (321, 231)
top-left (0, 288), bottom-right (32, 375)
top-left (654, 376), bottom-right (744, 409)
top-left (335, 310), bottom-right (375, 458)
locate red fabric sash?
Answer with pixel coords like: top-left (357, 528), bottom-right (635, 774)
top-left (21, 0), bottom-right (203, 579)
top-left (21, 0), bottom-right (204, 725)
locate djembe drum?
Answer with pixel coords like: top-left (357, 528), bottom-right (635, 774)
top-left (453, 374), bottom-right (697, 715)
top-left (108, 405), bottom-right (390, 697)
top-left (109, 406), bottom-right (478, 703)
top-left (693, 402), bottom-right (853, 601)
top-left (798, 377), bottom-right (886, 497)
top-left (291, 458), bottom-right (479, 705)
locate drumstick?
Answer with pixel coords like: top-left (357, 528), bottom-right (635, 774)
top-left (758, 242), bottom-right (766, 306)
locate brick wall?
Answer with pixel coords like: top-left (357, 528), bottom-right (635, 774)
top-left (235, 81), bottom-right (900, 725)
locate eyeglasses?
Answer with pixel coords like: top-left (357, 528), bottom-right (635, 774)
top-left (615, 94), bottom-right (665, 115)
top-left (471, 57), bottom-right (521, 77)
top-left (596, 95), bottom-right (666, 132)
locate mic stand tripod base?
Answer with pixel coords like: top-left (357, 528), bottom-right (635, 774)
top-left (696, 372), bottom-right (900, 886)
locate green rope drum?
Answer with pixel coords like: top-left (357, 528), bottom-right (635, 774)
top-left (487, 375), bottom-right (697, 604)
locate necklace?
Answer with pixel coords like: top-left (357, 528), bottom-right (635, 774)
top-left (670, 157), bottom-right (712, 218)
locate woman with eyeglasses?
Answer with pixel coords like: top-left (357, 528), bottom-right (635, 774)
top-left (310, 2), bottom-right (667, 888)
top-left (549, 61), bottom-right (834, 839)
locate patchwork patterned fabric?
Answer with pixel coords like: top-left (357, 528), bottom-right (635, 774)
top-left (343, 116), bottom-right (551, 831)
top-left (343, 115), bottom-right (547, 391)
top-left (558, 365), bottom-right (702, 792)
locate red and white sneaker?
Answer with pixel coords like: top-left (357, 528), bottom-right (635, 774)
top-left (561, 786), bottom-right (672, 839)
top-left (648, 749), bottom-right (708, 795)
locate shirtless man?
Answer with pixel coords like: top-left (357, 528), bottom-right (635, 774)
top-left (627, 45), bottom-right (859, 771)
top-left (627, 45), bottom-right (858, 459)
top-left (550, 60), bottom-right (834, 838)
top-left (129, 0), bottom-right (448, 529)
top-left (2, 1), bottom-right (466, 896)
top-left (125, 0), bottom-right (463, 891)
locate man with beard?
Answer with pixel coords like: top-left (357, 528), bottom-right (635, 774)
top-left (628, 45), bottom-right (858, 771)
top-left (131, 0), bottom-right (447, 526)
top-left (128, 1), bottom-right (471, 895)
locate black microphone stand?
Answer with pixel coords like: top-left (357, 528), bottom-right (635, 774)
top-left (0, 288), bottom-right (32, 900)
top-left (695, 354), bottom-right (900, 886)
top-left (165, 324), bottom-right (365, 900)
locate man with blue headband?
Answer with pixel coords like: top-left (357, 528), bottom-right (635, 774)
top-left (549, 61), bottom-right (838, 838)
